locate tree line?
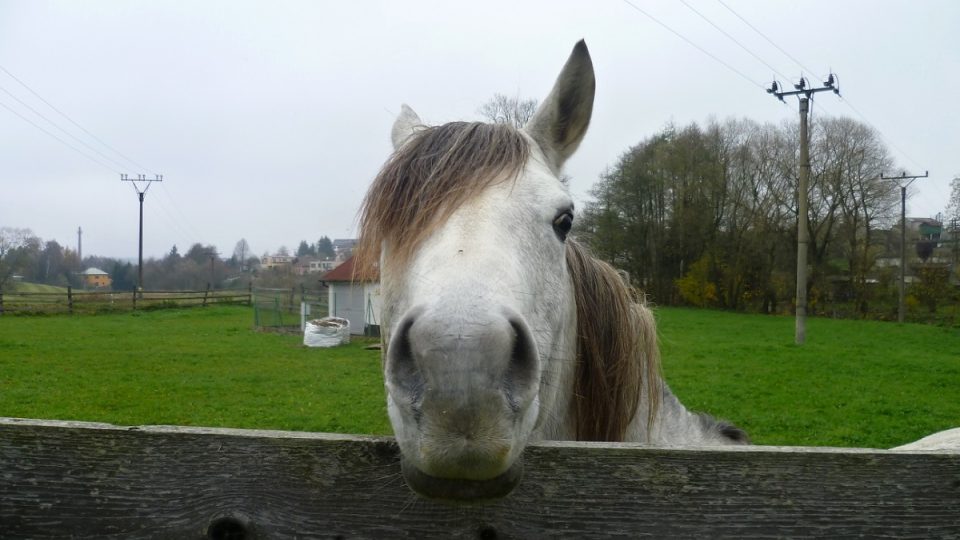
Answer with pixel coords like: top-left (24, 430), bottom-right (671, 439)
top-left (0, 230), bottom-right (343, 292)
top-left (576, 115), bottom-right (942, 316)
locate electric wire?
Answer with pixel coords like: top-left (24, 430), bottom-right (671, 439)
top-left (1, 64), bottom-right (209, 247)
top-left (0, 64), bottom-right (157, 175)
top-left (679, 0), bottom-right (791, 82)
top-left (619, 0), bottom-right (766, 90)
top-left (0, 99), bottom-right (119, 174)
top-left (712, 0), bottom-right (927, 181)
top-left (0, 83), bottom-right (136, 173)
top-left (715, 0), bottom-right (819, 79)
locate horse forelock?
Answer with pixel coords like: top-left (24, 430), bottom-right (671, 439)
top-left (355, 121), bottom-right (530, 279)
top-left (566, 240), bottom-right (662, 442)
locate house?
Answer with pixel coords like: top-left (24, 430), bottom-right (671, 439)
top-left (332, 239), bottom-right (357, 261)
top-left (907, 218), bottom-right (942, 243)
top-left (261, 254), bottom-right (295, 270)
top-left (320, 255), bottom-right (380, 336)
top-left (293, 258), bottom-right (338, 276)
top-left (309, 259), bottom-right (337, 274)
top-left (81, 267), bottom-right (111, 288)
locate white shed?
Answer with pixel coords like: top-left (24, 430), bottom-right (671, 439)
top-left (321, 256), bottom-right (381, 336)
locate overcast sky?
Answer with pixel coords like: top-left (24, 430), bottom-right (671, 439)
top-left (2, 1), bottom-right (957, 260)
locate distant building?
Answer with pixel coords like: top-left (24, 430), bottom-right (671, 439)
top-left (332, 239), bottom-right (357, 261)
top-left (81, 268), bottom-right (111, 288)
top-left (293, 258), bottom-right (338, 276)
top-left (907, 218), bottom-right (942, 243)
top-left (261, 254), bottom-right (295, 269)
top-left (309, 259), bottom-right (337, 273)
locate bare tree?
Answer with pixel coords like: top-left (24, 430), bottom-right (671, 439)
top-left (233, 238), bottom-right (251, 271)
top-left (947, 175), bottom-right (960, 225)
top-left (0, 227), bottom-right (40, 289)
top-left (478, 93), bottom-right (538, 129)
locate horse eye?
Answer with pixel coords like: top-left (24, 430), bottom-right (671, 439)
top-left (553, 211), bottom-right (574, 241)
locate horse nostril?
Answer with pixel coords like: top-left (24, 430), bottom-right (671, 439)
top-left (505, 317), bottom-right (538, 410)
top-left (386, 312), bottom-right (425, 404)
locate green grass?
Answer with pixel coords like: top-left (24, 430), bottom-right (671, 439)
top-left (1, 305), bottom-right (958, 448)
top-left (6, 281), bottom-right (68, 293)
top-left (0, 306), bottom-right (390, 434)
top-left (656, 308), bottom-right (960, 448)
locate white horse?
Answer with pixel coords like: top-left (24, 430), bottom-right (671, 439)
top-left (355, 41), bottom-right (748, 501)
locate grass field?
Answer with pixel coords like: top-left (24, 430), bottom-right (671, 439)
top-left (5, 281), bottom-right (68, 293)
top-left (657, 308), bottom-right (960, 448)
top-left (0, 306), bottom-right (390, 434)
top-left (1, 305), bottom-right (957, 448)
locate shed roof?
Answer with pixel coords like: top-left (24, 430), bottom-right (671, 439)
top-left (82, 267), bottom-right (109, 276)
top-left (321, 256), bottom-right (378, 282)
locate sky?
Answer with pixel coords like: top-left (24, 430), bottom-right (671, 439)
top-left (1, 0), bottom-right (957, 260)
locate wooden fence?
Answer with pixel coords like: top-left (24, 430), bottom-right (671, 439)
top-left (0, 286), bottom-right (251, 315)
top-left (1, 418), bottom-right (957, 539)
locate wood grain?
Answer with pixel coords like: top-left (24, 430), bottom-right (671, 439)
top-left (1, 418), bottom-right (958, 539)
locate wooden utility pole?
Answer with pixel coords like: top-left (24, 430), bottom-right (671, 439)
top-left (767, 75), bottom-right (840, 344)
top-left (121, 174), bottom-right (163, 293)
top-left (881, 170), bottom-right (928, 323)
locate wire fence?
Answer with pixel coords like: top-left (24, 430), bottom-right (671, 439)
top-left (252, 286), bottom-right (328, 332)
top-left (0, 286), bottom-right (251, 315)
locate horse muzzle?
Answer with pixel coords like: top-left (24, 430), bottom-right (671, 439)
top-left (384, 305), bottom-right (541, 500)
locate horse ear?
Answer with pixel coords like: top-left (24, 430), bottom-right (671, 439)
top-left (391, 104), bottom-right (423, 150)
top-left (524, 40), bottom-right (595, 173)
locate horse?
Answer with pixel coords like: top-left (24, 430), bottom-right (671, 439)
top-left (354, 40), bottom-right (749, 501)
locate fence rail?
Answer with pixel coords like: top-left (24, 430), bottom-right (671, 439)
top-left (0, 286), bottom-right (251, 315)
top-left (1, 418), bottom-right (957, 539)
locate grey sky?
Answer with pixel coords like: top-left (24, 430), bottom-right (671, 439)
top-left (1, 1), bottom-right (957, 260)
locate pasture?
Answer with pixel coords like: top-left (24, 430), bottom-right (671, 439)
top-left (1, 305), bottom-right (957, 448)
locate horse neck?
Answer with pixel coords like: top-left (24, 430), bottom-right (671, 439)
top-left (628, 383), bottom-right (749, 446)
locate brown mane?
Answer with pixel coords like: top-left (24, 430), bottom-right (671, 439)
top-left (357, 121), bottom-right (661, 442)
top-left (566, 240), bottom-right (661, 441)
top-left (355, 121), bottom-right (529, 278)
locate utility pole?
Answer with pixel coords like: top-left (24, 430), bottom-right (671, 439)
top-left (881, 170), bottom-right (928, 323)
top-left (120, 174), bottom-right (163, 293)
top-left (767, 74), bottom-right (840, 345)
top-left (77, 226), bottom-right (82, 263)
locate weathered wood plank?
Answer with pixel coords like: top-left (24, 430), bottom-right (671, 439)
top-left (1, 418), bottom-right (958, 539)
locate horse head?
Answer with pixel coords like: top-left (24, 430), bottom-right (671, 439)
top-left (357, 41), bottom-right (595, 500)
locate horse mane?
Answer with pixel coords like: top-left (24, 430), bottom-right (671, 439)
top-left (566, 239), bottom-right (662, 441)
top-left (355, 121), bottom-right (529, 278)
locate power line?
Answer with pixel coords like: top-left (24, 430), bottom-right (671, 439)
top-left (679, 0), bottom-right (790, 81)
top-left (620, 0), bottom-right (766, 90)
top-left (0, 99), bottom-right (118, 173)
top-left (0, 64), bottom-right (210, 244)
top-left (0, 83), bottom-right (135, 172)
top-left (0, 64), bottom-right (156, 175)
top-left (715, 0), bottom-right (819, 79)
top-left (837, 97), bottom-right (924, 170)
top-left (711, 2), bottom-right (927, 184)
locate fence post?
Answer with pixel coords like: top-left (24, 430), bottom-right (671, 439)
top-left (67, 286), bottom-right (73, 314)
top-left (132, 288), bottom-right (137, 311)
top-left (248, 282), bottom-right (253, 306)
top-left (203, 283), bottom-right (210, 307)
top-left (289, 287), bottom-right (295, 314)
top-left (0, 287), bottom-right (4, 316)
